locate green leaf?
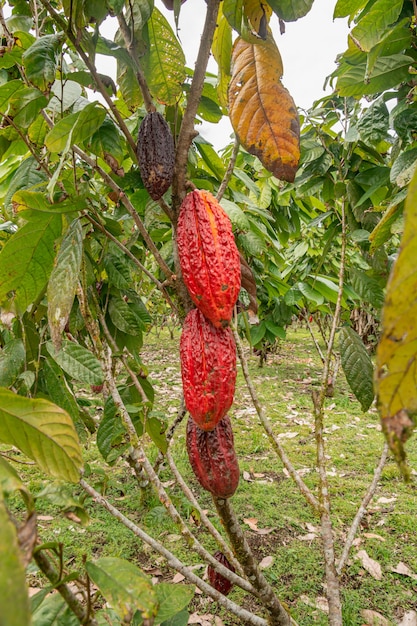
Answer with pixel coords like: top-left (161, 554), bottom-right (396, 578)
top-left (351, 0), bottom-right (403, 52)
top-left (250, 321), bottom-right (266, 346)
top-left (22, 33), bottom-right (65, 92)
top-left (48, 219), bottom-right (83, 349)
top-left (97, 400), bottom-right (127, 464)
top-left (0, 213), bottom-right (62, 311)
top-left (145, 416), bottom-right (167, 453)
top-left (339, 326), bottom-right (375, 412)
top-left (264, 320), bottom-right (286, 339)
top-left (336, 54), bottom-right (413, 97)
top-left (108, 298), bottom-right (145, 336)
top-left (333, 0), bottom-right (367, 18)
top-left (86, 557), bottom-right (158, 621)
top-left (298, 282), bottom-right (324, 306)
top-left (160, 609), bottom-right (189, 626)
top-left (375, 167), bottom-right (417, 474)
top-left (0, 388), bottom-right (83, 482)
top-left (45, 102), bottom-right (106, 153)
top-left (357, 99), bottom-right (389, 145)
top-left (142, 8), bottom-right (186, 105)
top-left (32, 592), bottom-right (81, 626)
top-left (369, 192), bottom-right (406, 250)
top-left (4, 156), bottom-right (48, 212)
top-left (48, 79), bottom-right (83, 113)
top-left (220, 198), bottom-right (249, 230)
top-left (0, 338), bottom-right (25, 387)
top-left (153, 583), bottom-right (194, 623)
top-left (349, 268), bottom-right (385, 309)
top-left (268, 0), bottom-right (314, 21)
top-left (13, 190), bottom-right (87, 215)
top-left (47, 341), bottom-right (104, 386)
top-left (0, 495), bottom-right (31, 626)
top-left (103, 254), bottom-right (131, 290)
top-left (41, 357), bottom-right (82, 427)
top-left (195, 138), bottom-right (226, 180)
top-left (89, 117), bottom-right (124, 161)
top-left (9, 87), bottom-right (48, 129)
top-left (390, 148), bottom-right (417, 188)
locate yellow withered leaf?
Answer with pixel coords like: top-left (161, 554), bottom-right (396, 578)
top-left (244, 0), bottom-right (272, 39)
top-left (375, 166), bottom-right (417, 477)
top-left (228, 36), bottom-right (300, 182)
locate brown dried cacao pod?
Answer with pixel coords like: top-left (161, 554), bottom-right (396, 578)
top-left (207, 551), bottom-right (236, 596)
top-left (137, 112), bottom-right (175, 200)
top-left (186, 415), bottom-right (240, 498)
top-left (176, 190), bottom-right (241, 328)
top-left (180, 308), bottom-right (236, 431)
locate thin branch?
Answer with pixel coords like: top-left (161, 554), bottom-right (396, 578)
top-left (80, 479), bottom-right (269, 626)
top-left (303, 310), bottom-right (325, 364)
top-left (38, 0), bottom-right (137, 154)
top-left (216, 136), bottom-right (240, 201)
top-left (336, 443), bottom-right (389, 574)
top-left (72, 145), bottom-right (174, 279)
top-left (33, 547), bottom-right (98, 626)
top-left (213, 497), bottom-right (294, 626)
top-left (172, 0), bottom-right (221, 211)
top-left (0, 6), bottom-right (14, 46)
top-left (312, 199), bottom-right (348, 626)
top-left (232, 326), bottom-right (320, 511)
top-left (85, 214), bottom-right (178, 314)
top-left (116, 11), bottom-right (154, 113)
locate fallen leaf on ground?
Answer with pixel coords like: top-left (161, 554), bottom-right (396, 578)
top-left (188, 613), bottom-right (214, 625)
top-left (297, 532), bottom-right (317, 541)
top-left (376, 496), bottom-right (397, 505)
top-left (363, 533), bottom-right (385, 542)
top-left (355, 550), bottom-right (382, 580)
top-left (391, 562), bottom-right (417, 580)
top-left (172, 572), bottom-right (185, 583)
top-left (277, 431), bottom-right (299, 439)
top-left (299, 595), bottom-right (329, 613)
top-left (243, 471), bottom-right (253, 482)
top-left (361, 608), bottom-right (389, 625)
top-left (398, 610), bottom-right (417, 626)
top-left (259, 556), bottom-right (274, 569)
top-left (214, 618), bottom-right (225, 626)
top-left (243, 518), bottom-right (274, 534)
top-left (37, 515), bottom-right (54, 521)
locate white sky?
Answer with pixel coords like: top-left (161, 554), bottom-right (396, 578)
top-left (96, 0), bottom-right (350, 150)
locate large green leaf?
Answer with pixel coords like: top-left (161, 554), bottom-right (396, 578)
top-left (0, 495), bottom-right (31, 626)
top-left (0, 338), bottom-right (25, 388)
top-left (349, 268), bottom-right (385, 309)
top-left (339, 326), bottom-right (375, 412)
top-left (357, 99), bottom-right (389, 145)
top-left (108, 298), bottom-right (145, 336)
top-left (336, 53), bottom-right (413, 96)
top-left (220, 198), bottom-right (250, 230)
top-left (0, 388), bottom-right (83, 482)
top-left (333, 0), bottom-right (367, 18)
top-left (42, 357), bottom-right (82, 427)
top-left (96, 398), bottom-right (128, 463)
top-left (9, 86), bottom-right (48, 129)
top-left (268, 0), bottom-right (314, 21)
top-left (142, 8), bottom-right (186, 105)
top-left (0, 212), bottom-right (62, 311)
top-left (103, 254), bottom-right (131, 290)
top-left (153, 583), bottom-right (194, 623)
top-left (390, 148), bottom-right (417, 188)
top-left (351, 0), bottom-right (403, 52)
top-left (375, 167), bottom-right (417, 474)
top-left (47, 219), bottom-right (83, 349)
top-left (45, 102), bottom-right (107, 153)
top-left (89, 116), bottom-right (124, 162)
top-left (47, 341), bottom-right (104, 386)
top-left (4, 156), bottom-right (48, 211)
top-left (22, 33), bottom-right (65, 92)
top-left (212, 8), bottom-right (232, 106)
top-left (0, 79), bottom-right (25, 113)
top-left (86, 557), bottom-right (158, 621)
top-left (32, 592), bottom-right (81, 626)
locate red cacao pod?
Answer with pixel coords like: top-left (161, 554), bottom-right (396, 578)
top-left (137, 112), bottom-right (175, 200)
top-left (177, 190), bottom-right (241, 328)
top-left (180, 309), bottom-right (236, 431)
top-left (207, 551), bottom-right (236, 596)
top-left (186, 415), bottom-right (240, 498)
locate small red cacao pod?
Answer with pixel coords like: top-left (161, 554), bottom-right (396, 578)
top-left (180, 309), bottom-right (236, 431)
top-left (137, 112), bottom-right (175, 200)
top-left (186, 415), bottom-right (240, 498)
top-left (176, 190), bottom-right (241, 328)
top-left (207, 551), bottom-right (236, 596)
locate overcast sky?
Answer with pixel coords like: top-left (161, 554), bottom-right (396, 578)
top-left (98, 1), bottom-right (351, 149)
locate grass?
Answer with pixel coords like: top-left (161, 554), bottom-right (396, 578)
top-left (6, 324), bottom-right (417, 625)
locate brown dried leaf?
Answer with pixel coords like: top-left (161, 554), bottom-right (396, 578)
top-left (361, 609), bottom-right (389, 625)
top-left (229, 35), bottom-right (300, 182)
top-left (299, 595), bottom-right (329, 613)
top-left (363, 533), bottom-right (386, 542)
top-left (172, 572), bottom-right (185, 583)
top-left (391, 562), bottom-right (417, 580)
top-left (398, 610), bottom-right (417, 626)
top-left (259, 556), bottom-right (274, 569)
top-left (355, 550), bottom-right (383, 580)
top-left (243, 518), bottom-right (274, 534)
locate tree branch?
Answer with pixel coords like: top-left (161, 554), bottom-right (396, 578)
top-left (216, 136), bottom-right (240, 201)
top-left (336, 443), bottom-right (389, 574)
top-left (172, 0), bottom-right (221, 211)
top-left (232, 326), bottom-right (320, 511)
top-left (80, 479), bottom-right (269, 626)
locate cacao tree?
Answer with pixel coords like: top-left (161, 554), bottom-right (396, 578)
top-left (0, 1), bottom-right (416, 625)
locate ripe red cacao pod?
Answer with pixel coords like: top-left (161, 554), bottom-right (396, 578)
top-left (137, 111), bottom-right (175, 200)
top-left (207, 551), bottom-right (236, 596)
top-left (180, 308), bottom-right (236, 431)
top-left (186, 415), bottom-right (240, 498)
top-left (176, 190), bottom-right (241, 328)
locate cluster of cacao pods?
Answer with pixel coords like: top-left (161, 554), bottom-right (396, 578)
top-left (177, 189), bottom-right (241, 500)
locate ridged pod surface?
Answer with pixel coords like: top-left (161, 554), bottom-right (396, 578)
top-left (207, 551), bottom-right (236, 596)
top-left (137, 112), bottom-right (175, 200)
top-left (176, 190), bottom-right (241, 328)
top-left (186, 415), bottom-right (240, 498)
top-left (180, 308), bottom-right (236, 431)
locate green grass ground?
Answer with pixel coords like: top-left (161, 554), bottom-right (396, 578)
top-left (8, 325), bottom-right (417, 625)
